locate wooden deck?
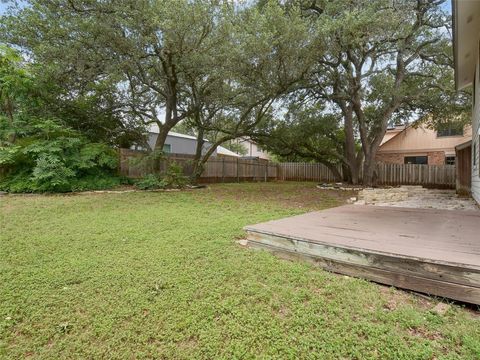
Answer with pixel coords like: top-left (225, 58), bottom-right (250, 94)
top-left (244, 205), bottom-right (480, 304)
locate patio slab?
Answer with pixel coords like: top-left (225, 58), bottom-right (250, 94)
top-left (356, 186), bottom-right (479, 211)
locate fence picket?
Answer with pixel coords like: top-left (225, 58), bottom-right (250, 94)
top-left (119, 149), bottom-right (456, 188)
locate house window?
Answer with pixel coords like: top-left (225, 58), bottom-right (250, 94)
top-left (445, 156), bottom-right (455, 165)
top-left (163, 144), bottom-right (172, 153)
top-left (404, 156), bottom-right (428, 165)
top-left (437, 127), bottom-right (464, 137)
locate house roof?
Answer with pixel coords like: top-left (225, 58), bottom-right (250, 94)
top-left (148, 131), bottom-right (202, 141)
top-left (455, 139), bottom-right (472, 151)
top-left (452, 0), bottom-right (480, 90)
top-left (149, 130), bottom-right (240, 157)
top-left (379, 124), bottom-right (411, 147)
top-left (380, 126), bottom-right (407, 146)
top-left (378, 121), bottom-right (472, 155)
top-left (217, 146), bottom-right (240, 157)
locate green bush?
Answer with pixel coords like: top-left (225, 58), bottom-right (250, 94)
top-left (135, 174), bottom-right (167, 190)
top-left (135, 162), bottom-right (189, 191)
top-left (0, 118), bottom-right (121, 193)
top-left (163, 162), bottom-right (189, 188)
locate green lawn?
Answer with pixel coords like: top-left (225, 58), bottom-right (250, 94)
top-left (1, 182), bottom-right (479, 359)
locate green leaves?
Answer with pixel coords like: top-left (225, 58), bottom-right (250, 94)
top-left (31, 153), bottom-right (76, 189)
top-left (0, 117), bottom-right (119, 193)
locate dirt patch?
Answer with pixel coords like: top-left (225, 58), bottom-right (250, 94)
top-left (408, 327), bottom-right (444, 341)
top-left (378, 285), bottom-right (433, 311)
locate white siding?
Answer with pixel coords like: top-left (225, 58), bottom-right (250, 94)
top-left (234, 138), bottom-right (271, 160)
top-left (472, 58), bottom-right (480, 204)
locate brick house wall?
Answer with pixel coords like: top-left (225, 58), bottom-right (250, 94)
top-left (375, 153), bottom-right (404, 164)
top-left (427, 151), bottom-right (446, 165)
top-left (375, 151), bottom-right (445, 165)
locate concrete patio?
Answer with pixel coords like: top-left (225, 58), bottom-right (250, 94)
top-left (245, 205), bottom-right (480, 304)
top-left (355, 186), bottom-right (479, 211)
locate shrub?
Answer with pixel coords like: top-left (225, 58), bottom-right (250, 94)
top-left (135, 163), bottom-right (189, 191)
top-left (163, 162), bottom-right (189, 188)
top-left (135, 174), bottom-right (167, 190)
top-left (0, 118), bottom-right (120, 193)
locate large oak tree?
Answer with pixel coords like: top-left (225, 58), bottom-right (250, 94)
top-left (289, 0), bottom-right (469, 185)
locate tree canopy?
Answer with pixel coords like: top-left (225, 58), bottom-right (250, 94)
top-left (0, 0), bottom-right (469, 188)
top-left (289, 0), bottom-right (469, 184)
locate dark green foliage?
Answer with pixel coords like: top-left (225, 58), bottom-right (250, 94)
top-left (0, 45), bottom-right (124, 193)
top-left (135, 162), bottom-right (189, 190)
top-left (135, 174), bottom-right (167, 190)
top-left (0, 118), bottom-right (120, 193)
top-left (163, 162), bottom-right (189, 189)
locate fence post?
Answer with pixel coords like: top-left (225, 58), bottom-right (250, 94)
top-left (264, 161), bottom-right (268, 182)
top-left (236, 157), bottom-right (240, 183)
top-left (222, 157), bottom-right (225, 183)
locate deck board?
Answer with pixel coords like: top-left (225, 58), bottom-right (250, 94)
top-left (244, 205), bottom-right (480, 304)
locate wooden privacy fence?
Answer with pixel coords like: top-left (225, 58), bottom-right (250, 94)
top-left (278, 162), bottom-right (456, 188)
top-left (119, 149), bottom-right (278, 182)
top-left (119, 149), bottom-right (456, 188)
top-left (375, 163), bottom-right (455, 187)
top-left (278, 162), bottom-right (342, 183)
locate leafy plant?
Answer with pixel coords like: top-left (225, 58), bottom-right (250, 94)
top-left (135, 162), bottom-right (189, 191)
top-left (135, 174), bottom-right (167, 190)
top-left (0, 117), bottom-right (120, 193)
top-left (163, 162), bottom-right (188, 189)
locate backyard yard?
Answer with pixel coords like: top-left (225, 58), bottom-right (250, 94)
top-left (1, 182), bottom-right (479, 359)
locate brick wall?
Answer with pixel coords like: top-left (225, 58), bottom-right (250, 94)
top-left (375, 153), bottom-right (404, 164)
top-left (427, 151), bottom-right (446, 165)
top-left (376, 151), bottom-right (446, 165)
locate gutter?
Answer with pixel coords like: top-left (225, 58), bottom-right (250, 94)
top-left (452, 0), bottom-right (460, 90)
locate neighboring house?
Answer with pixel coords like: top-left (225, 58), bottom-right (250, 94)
top-left (232, 137), bottom-right (271, 160)
top-left (453, 0), bottom-right (480, 204)
top-left (376, 123), bottom-right (472, 165)
top-left (140, 131), bottom-right (240, 159)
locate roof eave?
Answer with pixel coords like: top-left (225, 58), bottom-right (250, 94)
top-left (452, 0), bottom-right (461, 90)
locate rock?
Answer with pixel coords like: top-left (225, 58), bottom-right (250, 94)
top-left (237, 239), bottom-right (249, 246)
top-left (431, 302), bottom-right (450, 315)
top-left (0, 191), bottom-right (7, 196)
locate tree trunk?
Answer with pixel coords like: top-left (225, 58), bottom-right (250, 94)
top-left (154, 125), bottom-right (170, 151)
top-left (363, 154), bottom-right (377, 187)
top-left (342, 105), bottom-right (360, 184)
top-left (191, 128), bottom-right (205, 183)
top-left (324, 163), bottom-right (343, 182)
top-left (359, 112), bottom-right (393, 186)
top-left (341, 163), bottom-right (351, 183)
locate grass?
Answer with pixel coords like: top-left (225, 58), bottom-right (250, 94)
top-left (1, 182), bottom-right (479, 359)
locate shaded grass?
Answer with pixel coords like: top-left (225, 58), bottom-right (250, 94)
top-left (1, 182), bottom-right (479, 359)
